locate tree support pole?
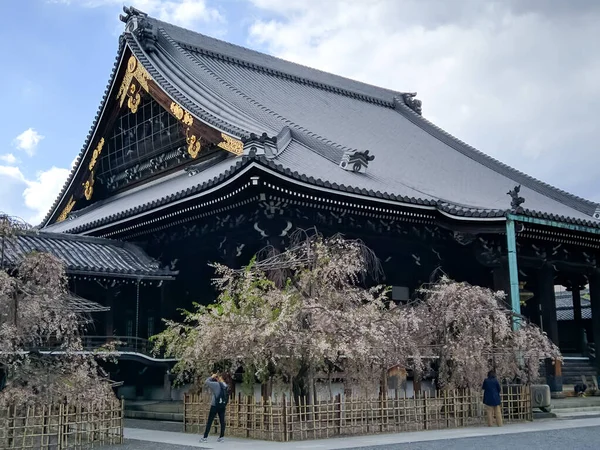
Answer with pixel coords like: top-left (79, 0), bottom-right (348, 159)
top-left (506, 217), bottom-right (521, 330)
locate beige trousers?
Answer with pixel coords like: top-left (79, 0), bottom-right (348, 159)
top-left (485, 405), bottom-right (503, 427)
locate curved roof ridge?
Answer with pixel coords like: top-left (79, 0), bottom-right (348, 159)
top-left (394, 102), bottom-right (599, 216)
top-left (149, 17), bottom-right (399, 107)
top-left (153, 31), bottom-right (268, 134)
top-left (40, 36), bottom-right (127, 227)
top-left (127, 36), bottom-right (250, 138)
top-left (160, 29), bottom-right (363, 162)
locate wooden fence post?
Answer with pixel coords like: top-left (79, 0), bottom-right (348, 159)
top-left (336, 394), bottom-right (342, 436)
top-left (282, 396), bottom-right (288, 442)
top-left (182, 394), bottom-right (187, 433)
top-left (120, 397), bottom-right (125, 444)
top-left (423, 390), bottom-right (428, 430)
top-left (57, 403), bottom-right (64, 450)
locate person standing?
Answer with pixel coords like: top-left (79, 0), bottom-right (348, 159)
top-left (200, 373), bottom-right (229, 443)
top-left (482, 370), bottom-right (503, 427)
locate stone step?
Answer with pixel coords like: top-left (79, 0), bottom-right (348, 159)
top-left (125, 410), bottom-right (184, 422)
top-left (125, 401), bottom-right (183, 414)
top-left (552, 396), bottom-right (600, 409)
top-left (553, 407), bottom-right (600, 419)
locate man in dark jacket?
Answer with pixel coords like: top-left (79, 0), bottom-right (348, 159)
top-left (482, 370), bottom-right (503, 427)
top-left (200, 373), bottom-right (228, 443)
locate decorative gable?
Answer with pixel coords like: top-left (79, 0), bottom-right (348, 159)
top-left (52, 51), bottom-right (244, 224)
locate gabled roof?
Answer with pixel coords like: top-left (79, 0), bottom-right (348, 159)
top-left (1, 231), bottom-right (176, 279)
top-left (42, 7), bottom-right (600, 231)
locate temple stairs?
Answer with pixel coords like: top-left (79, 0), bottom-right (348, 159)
top-left (539, 356), bottom-right (598, 396)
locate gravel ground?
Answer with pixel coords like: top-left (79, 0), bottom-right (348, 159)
top-left (96, 441), bottom-right (203, 450)
top-left (96, 424), bottom-right (600, 449)
top-left (344, 426), bottom-right (600, 450)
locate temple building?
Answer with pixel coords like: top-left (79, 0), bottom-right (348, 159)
top-left (28, 6), bottom-right (600, 398)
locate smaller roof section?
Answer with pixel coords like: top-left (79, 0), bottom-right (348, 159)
top-left (62, 292), bottom-right (111, 313)
top-left (0, 231), bottom-right (176, 280)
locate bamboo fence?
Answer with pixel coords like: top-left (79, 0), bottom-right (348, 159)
top-left (184, 385), bottom-right (531, 441)
top-left (0, 397), bottom-right (124, 449)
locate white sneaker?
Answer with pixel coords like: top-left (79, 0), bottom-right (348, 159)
top-left (200, 437), bottom-right (208, 443)
top-left (217, 437), bottom-right (225, 442)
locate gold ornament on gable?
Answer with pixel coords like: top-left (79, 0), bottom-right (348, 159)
top-left (57, 196), bottom-right (76, 223)
top-left (88, 138), bottom-right (105, 171)
top-left (170, 102), bottom-right (185, 121)
top-left (169, 101), bottom-right (201, 159)
top-left (83, 172), bottom-right (95, 201)
top-left (168, 103), bottom-right (243, 158)
top-left (217, 133), bottom-right (244, 156)
top-left (186, 130), bottom-right (201, 159)
top-left (182, 111), bottom-right (193, 127)
top-left (126, 82), bottom-right (142, 114)
top-left (117, 55), bottom-right (152, 109)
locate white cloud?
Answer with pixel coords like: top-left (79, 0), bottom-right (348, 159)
top-left (0, 165), bottom-right (27, 184)
top-left (246, 0), bottom-right (600, 202)
top-left (12, 128), bottom-right (44, 156)
top-left (23, 167), bottom-right (71, 224)
top-left (0, 165), bottom-right (70, 225)
top-left (0, 154), bottom-right (19, 165)
top-left (51, 0), bottom-right (224, 29)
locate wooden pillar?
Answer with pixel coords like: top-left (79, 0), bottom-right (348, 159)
top-left (105, 287), bottom-right (117, 340)
top-left (539, 265), bottom-right (559, 345)
top-left (589, 273), bottom-right (600, 377)
top-left (492, 265), bottom-right (511, 308)
top-left (539, 264), bottom-right (561, 392)
top-left (528, 293), bottom-right (541, 327)
top-left (571, 284), bottom-right (585, 354)
top-left (573, 287), bottom-right (583, 324)
top-left (163, 369), bottom-right (172, 401)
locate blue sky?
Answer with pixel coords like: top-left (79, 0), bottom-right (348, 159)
top-left (1, 0), bottom-right (599, 224)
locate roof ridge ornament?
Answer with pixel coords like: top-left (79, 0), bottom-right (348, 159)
top-left (339, 149), bottom-right (375, 174)
top-left (242, 133), bottom-right (278, 159)
top-left (119, 6), bottom-right (147, 24)
top-left (399, 93), bottom-right (423, 115)
top-left (120, 6), bottom-right (157, 53)
top-left (507, 185), bottom-right (525, 213)
top-left (593, 206), bottom-right (600, 220)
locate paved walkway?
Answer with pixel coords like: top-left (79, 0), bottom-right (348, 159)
top-left (122, 416), bottom-right (600, 449)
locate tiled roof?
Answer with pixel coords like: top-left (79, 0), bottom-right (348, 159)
top-left (555, 290), bottom-right (592, 321)
top-left (1, 231), bottom-right (176, 280)
top-left (42, 9), bottom-right (600, 230)
top-left (556, 307), bottom-right (591, 321)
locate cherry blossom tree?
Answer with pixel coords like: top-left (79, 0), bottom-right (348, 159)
top-left (0, 213), bottom-right (116, 405)
top-left (153, 231), bottom-right (561, 400)
top-left (153, 232), bottom-right (422, 400)
top-left (417, 276), bottom-right (561, 389)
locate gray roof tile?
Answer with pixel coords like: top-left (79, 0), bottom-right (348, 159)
top-left (555, 290), bottom-right (592, 321)
top-left (2, 231), bottom-right (176, 279)
top-left (42, 12), bottom-right (600, 231)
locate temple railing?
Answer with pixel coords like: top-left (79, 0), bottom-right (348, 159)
top-left (82, 335), bottom-right (151, 355)
top-left (3, 335), bottom-right (177, 365)
top-left (587, 342), bottom-right (596, 360)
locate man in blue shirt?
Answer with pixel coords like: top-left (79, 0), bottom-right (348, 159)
top-left (482, 370), bottom-right (503, 427)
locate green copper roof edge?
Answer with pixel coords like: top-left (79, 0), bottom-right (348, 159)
top-left (507, 213), bottom-right (600, 235)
